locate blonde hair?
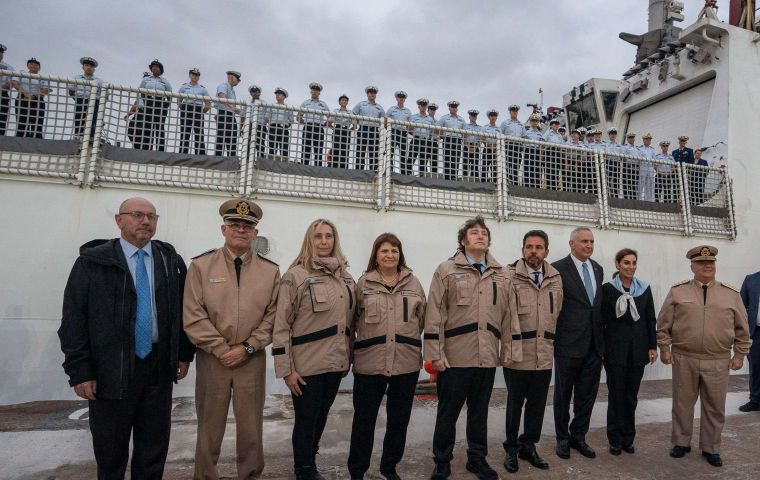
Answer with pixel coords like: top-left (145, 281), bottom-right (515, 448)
top-left (289, 218), bottom-right (349, 270)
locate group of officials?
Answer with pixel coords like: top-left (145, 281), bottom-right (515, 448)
top-left (1, 48), bottom-right (711, 199)
top-left (58, 196), bottom-right (756, 480)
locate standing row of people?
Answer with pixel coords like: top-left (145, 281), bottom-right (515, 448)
top-left (58, 199), bottom-right (751, 480)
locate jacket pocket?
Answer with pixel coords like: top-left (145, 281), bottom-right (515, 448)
top-left (517, 287), bottom-right (531, 314)
top-left (364, 295), bottom-right (380, 323)
top-left (455, 275), bottom-right (473, 306)
top-left (309, 281), bottom-right (332, 313)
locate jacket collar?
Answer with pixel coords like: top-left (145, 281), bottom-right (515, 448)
top-left (453, 250), bottom-right (502, 272)
top-left (363, 267), bottom-right (414, 289)
top-left (514, 259), bottom-right (559, 281)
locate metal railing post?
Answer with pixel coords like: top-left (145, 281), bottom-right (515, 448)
top-left (377, 119), bottom-right (391, 210)
top-left (496, 134), bottom-right (507, 221)
top-left (83, 83), bottom-right (109, 187)
top-left (595, 151), bottom-right (609, 229)
top-left (76, 85), bottom-right (99, 185)
top-left (239, 102), bottom-right (252, 197)
top-left (678, 163), bottom-right (692, 236)
top-left (727, 173), bottom-right (737, 239)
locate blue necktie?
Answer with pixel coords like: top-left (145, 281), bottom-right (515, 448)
top-left (532, 271), bottom-right (541, 287)
top-left (582, 262), bottom-right (594, 304)
top-left (135, 249), bottom-right (152, 359)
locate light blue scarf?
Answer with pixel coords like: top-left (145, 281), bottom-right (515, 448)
top-left (611, 275), bottom-right (649, 321)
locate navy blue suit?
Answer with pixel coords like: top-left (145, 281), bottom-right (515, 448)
top-left (671, 147), bottom-right (695, 165)
top-left (740, 272), bottom-right (760, 404)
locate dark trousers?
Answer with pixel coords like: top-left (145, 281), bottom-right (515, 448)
top-left (606, 156), bottom-right (620, 197)
top-left (291, 372), bottom-right (342, 470)
top-left (332, 125), bottom-right (350, 168)
top-left (749, 328), bottom-right (760, 404)
top-left (656, 174), bottom-right (676, 203)
top-left (523, 147), bottom-right (541, 188)
top-left (429, 138), bottom-right (440, 174)
top-left (391, 129), bottom-right (408, 173)
top-left (74, 97), bottom-right (100, 139)
top-left (545, 146), bottom-right (562, 190)
top-left (505, 141), bottom-right (522, 185)
top-left (347, 372), bottom-right (418, 477)
top-left (252, 124), bottom-right (267, 157)
top-left (357, 125), bottom-right (379, 170)
top-left (268, 124), bottom-right (290, 157)
top-left (481, 145), bottom-right (496, 182)
top-left (179, 104), bottom-right (205, 155)
top-left (432, 367), bottom-right (495, 463)
top-left (15, 96), bottom-right (45, 138)
top-left (503, 368), bottom-right (552, 454)
top-left (622, 163), bottom-right (639, 199)
top-left (581, 158), bottom-right (598, 195)
top-left (143, 98), bottom-right (168, 151)
top-left (689, 170), bottom-right (708, 205)
top-left (128, 113), bottom-right (148, 150)
top-left (553, 348), bottom-right (603, 442)
top-left (442, 137), bottom-right (461, 180)
top-left (604, 360), bottom-right (645, 448)
top-left (0, 89), bottom-right (9, 135)
top-left (463, 143), bottom-right (480, 179)
top-left (88, 350), bottom-right (172, 480)
top-left (410, 136), bottom-right (432, 175)
top-left (302, 123), bottom-right (325, 166)
top-left (215, 110), bottom-right (238, 157)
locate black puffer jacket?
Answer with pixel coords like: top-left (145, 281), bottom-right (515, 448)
top-left (58, 238), bottom-right (195, 400)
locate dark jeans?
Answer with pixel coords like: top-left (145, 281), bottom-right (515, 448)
top-left (215, 109), bottom-right (238, 157)
top-left (442, 137), bottom-right (461, 180)
top-left (357, 125), bottom-right (379, 170)
top-left (503, 368), bottom-right (552, 454)
top-left (302, 123), bottom-right (325, 166)
top-left (74, 97), bottom-right (100, 139)
top-left (291, 372), bottom-right (342, 470)
top-left (749, 328), bottom-right (760, 404)
top-left (391, 129), bottom-right (408, 173)
top-left (604, 360), bottom-right (645, 448)
top-left (347, 372), bottom-right (418, 477)
top-left (179, 103), bottom-right (205, 155)
top-left (88, 350), bottom-right (172, 480)
top-left (0, 89), bottom-right (9, 135)
top-left (410, 136), bottom-right (432, 176)
top-left (268, 124), bottom-right (290, 157)
top-left (15, 96), bottom-right (45, 138)
top-left (553, 348), bottom-right (603, 443)
top-left (523, 147), bottom-right (541, 188)
top-left (432, 367), bottom-right (495, 463)
top-left (505, 141), bottom-right (522, 185)
top-left (332, 125), bottom-right (351, 168)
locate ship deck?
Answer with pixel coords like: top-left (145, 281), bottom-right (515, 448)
top-left (2, 376), bottom-right (758, 479)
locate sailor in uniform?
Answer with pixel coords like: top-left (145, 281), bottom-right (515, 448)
top-left (481, 110), bottom-right (500, 182)
top-left (0, 44), bottom-right (13, 136)
top-left (268, 87), bottom-right (292, 159)
top-left (68, 56), bottom-right (103, 140)
top-left (522, 113), bottom-right (544, 188)
top-left (14, 57), bottom-right (49, 139)
top-left (638, 133), bottom-right (656, 201)
top-left (177, 68), bottom-right (210, 155)
top-left (500, 105), bottom-right (524, 185)
top-left (247, 85), bottom-right (269, 158)
top-left (138, 60), bottom-right (172, 151)
top-left (298, 82), bottom-right (330, 166)
top-left (387, 90), bottom-right (411, 173)
top-left (408, 98), bottom-right (435, 176)
top-left (331, 94), bottom-right (352, 169)
top-left (620, 133), bottom-right (640, 199)
top-left (654, 141), bottom-right (676, 203)
top-left (352, 86), bottom-right (385, 171)
top-left (462, 109), bottom-right (482, 180)
top-left (215, 70), bottom-right (241, 157)
top-left (542, 119), bottom-right (565, 190)
top-left (437, 100), bottom-right (466, 181)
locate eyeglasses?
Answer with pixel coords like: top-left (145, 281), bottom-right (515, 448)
top-left (225, 222), bottom-right (256, 232)
top-left (119, 211), bottom-right (159, 222)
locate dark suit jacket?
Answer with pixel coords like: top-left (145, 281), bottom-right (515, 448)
top-left (672, 147), bottom-right (695, 164)
top-left (601, 283), bottom-right (656, 366)
top-left (552, 254), bottom-right (604, 358)
top-left (740, 272), bottom-right (760, 336)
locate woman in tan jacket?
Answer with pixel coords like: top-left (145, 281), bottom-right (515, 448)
top-left (272, 219), bottom-right (356, 480)
top-left (348, 233), bottom-right (426, 480)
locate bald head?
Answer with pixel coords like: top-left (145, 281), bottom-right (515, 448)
top-left (119, 197), bottom-right (155, 213)
top-left (116, 197), bottom-right (158, 248)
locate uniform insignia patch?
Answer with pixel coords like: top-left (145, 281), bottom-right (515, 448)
top-left (672, 279), bottom-right (690, 287)
top-left (209, 277), bottom-right (227, 284)
top-left (192, 248), bottom-right (216, 259)
top-left (722, 282), bottom-right (740, 292)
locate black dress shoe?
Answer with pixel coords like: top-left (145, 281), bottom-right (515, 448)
top-left (518, 448), bottom-right (549, 469)
top-left (702, 452), bottom-right (723, 467)
top-left (381, 473), bottom-right (401, 480)
top-left (504, 452), bottom-right (519, 473)
top-left (569, 439), bottom-right (596, 458)
top-left (430, 462), bottom-right (451, 480)
top-left (669, 445), bottom-right (691, 458)
top-left (465, 457), bottom-right (498, 480)
top-left (622, 444), bottom-right (635, 454)
top-left (556, 440), bottom-right (570, 459)
top-left (739, 401), bottom-right (760, 412)
top-left (609, 445), bottom-right (622, 456)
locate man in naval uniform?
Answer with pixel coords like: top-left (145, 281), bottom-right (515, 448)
top-left (68, 56), bottom-right (103, 139)
top-left (0, 43), bottom-right (14, 136)
top-left (215, 70), bottom-right (242, 157)
top-left (657, 246), bottom-right (751, 467)
top-left (298, 82), bottom-right (330, 166)
top-left (437, 100), bottom-right (466, 181)
top-left (500, 105), bottom-right (524, 185)
top-left (387, 90), bottom-right (411, 172)
top-left (176, 68), bottom-right (210, 155)
top-left (183, 199), bottom-right (281, 479)
top-left (672, 135), bottom-right (695, 165)
top-left (352, 85), bottom-right (385, 171)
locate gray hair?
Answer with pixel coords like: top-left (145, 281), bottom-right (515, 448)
top-left (570, 226), bottom-right (593, 241)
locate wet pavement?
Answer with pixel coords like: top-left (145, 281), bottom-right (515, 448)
top-left (2, 376), bottom-right (759, 479)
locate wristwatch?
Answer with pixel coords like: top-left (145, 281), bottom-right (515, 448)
top-left (242, 342), bottom-right (255, 356)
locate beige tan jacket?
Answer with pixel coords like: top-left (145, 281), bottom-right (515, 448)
top-left (501, 259), bottom-right (563, 370)
top-left (657, 279), bottom-right (751, 359)
top-left (423, 251), bottom-right (513, 368)
top-left (183, 248), bottom-right (280, 358)
top-left (272, 262), bottom-right (356, 378)
top-left (353, 268), bottom-right (426, 376)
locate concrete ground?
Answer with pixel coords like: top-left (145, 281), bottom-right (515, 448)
top-left (2, 376), bottom-right (759, 480)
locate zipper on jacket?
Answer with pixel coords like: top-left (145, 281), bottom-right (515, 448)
top-left (549, 291), bottom-right (554, 314)
top-left (403, 297), bottom-right (409, 322)
top-left (346, 283), bottom-right (354, 309)
top-left (492, 281), bottom-right (497, 305)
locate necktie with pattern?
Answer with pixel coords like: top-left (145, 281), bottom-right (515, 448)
top-left (134, 249), bottom-right (152, 359)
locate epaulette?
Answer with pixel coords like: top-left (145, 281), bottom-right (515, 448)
top-left (192, 248), bottom-right (216, 259)
top-left (721, 282), bottom-right (740, 293)
top-left (256, 253), bottom-right (278, 266)
top-left (672, 279), bottom-right (690, 287)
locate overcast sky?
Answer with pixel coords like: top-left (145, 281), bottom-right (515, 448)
top-left (4, 0), bottom-right (723, 115)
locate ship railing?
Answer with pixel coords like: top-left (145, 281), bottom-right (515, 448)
top-left (0, 69), bottom-right (98, 180)
top-left (681, 162), bottom-right (735, 238)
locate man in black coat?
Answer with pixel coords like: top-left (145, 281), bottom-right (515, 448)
top-left (59, 197), bottom-right (196, 480)
top-left (551, 227), bottom-right (604, 460)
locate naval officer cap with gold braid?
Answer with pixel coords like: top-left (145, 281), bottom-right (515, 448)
top-left (219, 199), bottom-right (263, 225)
top-left (686, 245), bottom-right (718, 262)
